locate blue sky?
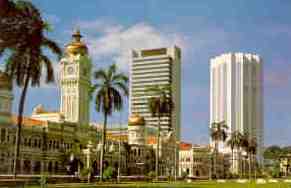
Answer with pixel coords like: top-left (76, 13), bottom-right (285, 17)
top-left (5, 0), bottom-right (291, 146)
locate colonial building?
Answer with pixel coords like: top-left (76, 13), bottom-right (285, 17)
top-left (179, 143), bottom-right (211, 178)
top-left (280, 154), bottom-right (291, 177)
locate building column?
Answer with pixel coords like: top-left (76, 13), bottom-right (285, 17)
top-left (8, 158), bottom-right (13, 174)
top-left (41, 161), bottom-right (47, 174)
top-left (20, 159), bottom-right (24, 174)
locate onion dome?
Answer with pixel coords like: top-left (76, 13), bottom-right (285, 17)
top-left (0, 71), bottom-right (12, 90)
top-left (65, 29), bottom-right (88, 56)
top-left (128, 113), bottom-right (145, 126)
top-left (32, 104), bottom-right (45, 115)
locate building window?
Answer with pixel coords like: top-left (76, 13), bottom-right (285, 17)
top-left (28, 139), bottom-right (32, 147)
top-left (1, 129), bottom-right (6, 143)
top-left (34, 139), bottom-right (38, 147)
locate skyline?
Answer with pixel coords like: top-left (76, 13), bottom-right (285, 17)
top-left (2, 0), bottom-right (291, 146)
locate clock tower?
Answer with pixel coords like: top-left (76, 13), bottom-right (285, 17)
top-left (59, 29), bottom-right (91, 125)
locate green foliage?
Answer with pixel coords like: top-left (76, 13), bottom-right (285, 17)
top-left (181, 171), bottom-right (188, 179)
top-left (103, 166), bottom-right (115, 180)
top-left (210, 121), bottom-right (228, 143)
top-left (147, 85), bottom-right (173, 118)
top-left (80, 167), bottom-right (90, 178)
top-left (92, 64), bottom-right (128, 115)
top-left (147, 171), bottom-right (156, 178)
top-left (264, 145), bottom-right (288, 160)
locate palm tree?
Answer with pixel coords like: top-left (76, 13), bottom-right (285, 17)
top-left (147, 85), bottom-right (173, 179)
top-left (0, 0), bottom-right (50, 55)
top-left (0, 0), bottom-right (62, 178)
top-left (248, 137), bottom-right (257, 179)
top-left (240, 132), bottom-right (249, 178)
top-left (226, 131), bottom-right (243, 174)
top-left (210, 121), bottom-right (228, 178)
top-left (91, 64), bottom-right (128, 181)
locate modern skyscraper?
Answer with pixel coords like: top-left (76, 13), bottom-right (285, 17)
top-left (130, 46), bottom-right (181, 140)
top-left (210, 53), bottom-right (263, 162)
top-left (59, 30), bottom-right (91, 125)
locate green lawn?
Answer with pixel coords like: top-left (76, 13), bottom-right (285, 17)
top-left (24, 181), bottom-right (291, 188)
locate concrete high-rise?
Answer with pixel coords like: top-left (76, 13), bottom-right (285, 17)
top-left (130, 46), bottom-right (181, 140)
top-left (210, 53), bottom-right (263, 162)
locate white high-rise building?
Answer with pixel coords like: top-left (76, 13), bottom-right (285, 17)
top-left (210, 53), bottom-right (263, 162)
top-left (59, 30), bottom-right (91, 125)
top-left (130, 47), bottom-right (181, 140)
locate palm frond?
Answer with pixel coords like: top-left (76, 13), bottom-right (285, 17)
top-left (110, 87), bottom-right (123, 112)
top-left (5, 49), bottom-right (26, 86)
top-left (114, 81), bottom-right (129, 96)
top-left (94, 69), bottom-right (107, 81)
top-left (108, 64), bottom-right (116, 81)
top-left (15, 0), bottom-right (41, 19)
top-left (40, 54), bottom-right (54, 83)
top-left (112, 73), bottom-right (128, 83)
top-left (42, 37), bottom-right (62, 59)
top-left (92, 64), bottom-right (128, 117)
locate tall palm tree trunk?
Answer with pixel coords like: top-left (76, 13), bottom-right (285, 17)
top-left (231, 149), bottom-right (234, 173)
top-left (155, 115), bottom-right (161, 180)
top-left (99, 113), bottom-right (108, 182)
top-left (248, 153), bottom-right (251, 180)
top-left (214, 141), bottom-right (218, 179)
top-left (13, 73), bottom-right (30, 178)
top-left (254, 154), bottom-right (256, 181)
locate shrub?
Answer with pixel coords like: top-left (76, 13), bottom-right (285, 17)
top-left (103, 166), bottom-right (117, 180)
top-left (80, 167), bottom-right (90, 178)
top-left (147, 171), bottom-right (156, 179)
top-left (181, 171), bottom-right (188, 179)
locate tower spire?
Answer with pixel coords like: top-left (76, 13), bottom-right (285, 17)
top-left (72, 28), bottom-right (82, 42)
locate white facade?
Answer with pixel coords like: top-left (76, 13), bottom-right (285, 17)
top-left (130, 47), bottom-right (181, 140)
top-left (210, 53), bottom-right (263, 162)
top-left (59, 31), bottom-right (91, 125)
top-left (128, 125), bottom-right (146, 145)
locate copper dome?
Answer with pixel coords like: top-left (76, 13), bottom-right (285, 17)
top-left (128, 114), bottom-right (145, 126)
top-left (65, 29), bottom-right (88, 56)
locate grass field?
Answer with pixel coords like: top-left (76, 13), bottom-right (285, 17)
top-left (24, 181), bottom-right (291, 188)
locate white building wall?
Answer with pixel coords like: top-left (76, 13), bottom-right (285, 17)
top-left (210, 53), bottom-right (263, 161)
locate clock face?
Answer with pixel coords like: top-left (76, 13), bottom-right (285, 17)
top-left (67, 66), bottom-right (74, 75)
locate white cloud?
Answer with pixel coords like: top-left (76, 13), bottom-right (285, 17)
top-left (77, 21), bottom-right (187, 71)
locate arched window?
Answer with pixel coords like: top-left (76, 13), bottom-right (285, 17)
top-left (34, 139), bottom-right (37, 147)
top-left (49, 140), bottom-right (52, 149)
top-left (28, 139), bottom-right (32, 147)
top-left (48, 161), bottom-right (53, 173)
top-left (55, 161), bottom-right (58, 173)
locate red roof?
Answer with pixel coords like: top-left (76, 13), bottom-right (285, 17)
top-left (179, 142), bottom-right (192, 150)
top-left (11, 115), bottom-right (46, 127)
